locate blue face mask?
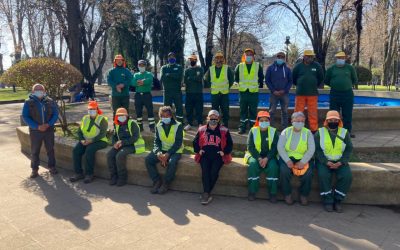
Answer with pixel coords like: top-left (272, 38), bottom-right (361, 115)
top-left (259, 121), bottom-right (270, 129)
top-left (161, 117), bottom-right (171, 124)
top-left (245, 56), bottom-right (253, 63)
top-left (336, 59), bottom-right (345, 66)
top-left (118, 116), bottom-right (127, 123)
top-left (168, 58), bottom-right (176, 64)
top-left (88, 110), bottom-right (97, 117)
top-left (33, 91), bottom-right (44, 98)
top-left (292, 122), bottom-right (305, 130)
top-left (276, 59), bottom-right (285, 65)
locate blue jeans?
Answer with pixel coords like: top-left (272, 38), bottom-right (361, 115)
top-left (269, 93), bottom-right (289, 129)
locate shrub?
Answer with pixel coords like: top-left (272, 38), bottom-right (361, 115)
top-left (355, 65), bottom-right (372, 85)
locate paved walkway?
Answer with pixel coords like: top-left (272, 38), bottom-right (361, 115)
top-left (1, 103), bottom-right (400, 249)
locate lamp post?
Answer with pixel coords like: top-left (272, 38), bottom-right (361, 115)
top-left (285, 36), bottom-right (291, 63)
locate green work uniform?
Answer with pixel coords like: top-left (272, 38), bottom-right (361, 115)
top-left (235, 62), bottom-right (264, 131)
top-left (204, 65), bottom-right (234, 127)
top-left (184, 66), bottom-right (204, 126)
top-left (107, 66), bottom-right (133, 117)
top-left (131, 71), bottom-right (155, 130)
top-left (292, 61), bottom-right (324, 96)
top-left (315, 127), bottom-right (353, 204)
top-left (245, 126), bottom-right (280, 196)
top-left (161, 63), bottom-right (184, 122)
top-left (325, 64), bottom-right (358, 133)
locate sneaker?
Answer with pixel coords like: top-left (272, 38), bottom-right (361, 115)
top-left (300, 195), bottom-right (309, 206)
top-left (269, 194), bottom-right (277, 204)
top-left (30, 169), bottom-right (39, 178)
top-left (350, 134), bottom-right (356, 138)
top-left (48, 167), bottom-right (58, 175)
top-left (184, 124), bottom-right (192, 131)
top-left (334, 202), bottom-right (343, 213)
top-left (158, 182), bottom-right (169, 195)
top-left (284, 195), bottom-right (294, 205)
top-left (151, 179), bottom-right (162, 194)
top-left (109, 176), bottom-right (117, 186)
top-left (69, 174), bottom-right (84, 182)
top-left (201, 193), bottom-right (213, 205)
top-left (83, 175), bottom-right (94, 184)
top-left (324, 204), bottom-right (334, 212)
top-left (248, 193), bottom-right (256, 201)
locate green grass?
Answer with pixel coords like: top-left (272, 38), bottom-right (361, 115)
top-left (0, 88), bottom-right (29, 101)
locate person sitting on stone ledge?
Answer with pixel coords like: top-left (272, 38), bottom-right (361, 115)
top-left (314, 110), bottom-right (353, 213)
top-left (107, 107), bottom-right (145, 187)
top-left (244, 111), bottom-right (279, 203)
top-left (278, 112), bottom-right (315, 206)
top-left (145, 106), bottom-right (184, 194)
top-left (193, 110), bottom-right (233, 205)
top-left (70, 101), bottom-right (108, 184)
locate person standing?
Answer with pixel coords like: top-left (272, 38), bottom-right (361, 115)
top-left (325, 52), bottom-right (358, 138)
top-left (145, 106), bottom-right (184, 194)
top-left (160, 52), bottom-right (184, 123)
top-left (184, 54), bottom-right (204, 131)
top-left (107, 107), bottom-right (145, 187)
top-left (292, 50), bottom-right (324, 133)
top-left (70, 101), bottom-right (108, 184)
top-left (245, 111), bottom-right (280, 203)
top-left (265, 52), bottom-right (293, 129)
top-left (131, 59), bottom-right (155, 132)
top-left (107, 54), bottom-right (133, 118)
top-left (22, 83), bottom-right (59, 178)
top-left (235, 48), bottom-right (264, 134)
top-left (203, 52), bottom-right (234, 127)
top-left (193, 110), bottom-right (233, 205)
top-left (315, 110), bottom-right (353, 213)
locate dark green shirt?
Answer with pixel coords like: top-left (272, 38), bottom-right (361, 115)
top-left (203, 65), bottom-right (234, 89)
top-left (131, 71), bottom-right (154, 93)
top-left (107, 66), bottom-right (133, 97)
top-left (160, 63), bottom-right (183, 92)
top-left (184, 66), bottom-right (204, 93)
top-left (247, 128), bottom-right (279, 159)
top-left (234, 63), bottom-right (264, 87)
top-left (325, 64), bottom-right (358, 91)
top-left (292, 61), bottom-right (324, 96)
top-left (314, 128), bottom-right (353, 165)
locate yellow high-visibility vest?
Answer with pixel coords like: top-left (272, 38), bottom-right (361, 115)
top-left (319, 127), bottom-right (347, 161)
top-left (156, 121), bottom-right (184, 153)
top-left (238, 62), bottom-right (259, 93)
top-left (80, 115), bottom-right (108, 143)
top-left (210, 65), bottom-right (229, 94)
top-left (285, 126), bottom-right (309, 160)
top-left (244, 126), bottom-right (276, 164)
top-left (115, 119), bottom-right (146, 154)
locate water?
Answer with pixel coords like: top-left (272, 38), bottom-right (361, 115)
top-left (152, 93), bottom-right (400, 108)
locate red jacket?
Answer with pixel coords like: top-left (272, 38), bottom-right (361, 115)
top-left (194, 125), bottom-right (232, 164)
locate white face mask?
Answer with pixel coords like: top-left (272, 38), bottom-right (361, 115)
top-left (118, 116), bottom-right (127, 123)
top-left (292, 122), bottom-right (305, 130)
top-left (88, 110), bottom-right (97, 117)
top-left (33, 90), bottom-right (44, 98)
top-left (138, 66), bottom-right (145, 73)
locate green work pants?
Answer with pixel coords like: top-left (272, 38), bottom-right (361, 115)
top-left (317, 162), bottom-right (352, 204)
top-left (247, 157), bottom-right (279, 195)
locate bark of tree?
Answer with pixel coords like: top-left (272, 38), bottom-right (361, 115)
top-left (205, 0), bottom-right (221, 68)
top-left (66, 0), bottom-right (82, 71)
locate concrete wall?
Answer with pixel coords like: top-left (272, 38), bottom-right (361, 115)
top-left (17, 126), bottom-right (400, 205)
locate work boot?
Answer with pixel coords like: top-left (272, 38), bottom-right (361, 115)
top-left (201, 192), bottom-right (213, 205)
top-left (350, 133), bottom-right (356, 138)
top-left (184, 124), bottom-right (192, 131)
top-left (300, 195), bottom-right (308, 206)
top-left (248, 193), bottom-right (256, 201)
top-left (157, 182), bottom-right (169, 195)
top-left (284, 195), bottom-right (294, 205)
top-left (269, 194), bottom-right (277, 204)
top-left (116, 179), bottom-right (127, 187)
top-left (109, 175), bottom-right (117, 186)
top-left (48, 167), bottom-right (58, 175)
top-left (150, 179), bottom-right (162, 194)
top-left (83, 175), bottom-right (94, 184)
top-left (324, 204), bottom-right (334, 212)
top-left (334, 202), bottom-right (343, 213)
top-left (30, 169), bottom-right (39, 178)
top-left (69, 174), bottom-right (84, 182)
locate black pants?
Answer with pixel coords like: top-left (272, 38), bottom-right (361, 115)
top-left (107, 146), bottom-right (135, 182)
top-left (73, 141), bottom-right (108, 176)
top-left (30, 129), bottom-right (56, 170)
top-left (164, 91), bottom-right (184, 122)
top-left (200, 156), bottom-right (224, 193)
top-left (112, 96), bottom-right (130, 118)
top-left (211, 93), bottom-right (230, 127)
top-left (185, 93), bottom-right (203, 126)
top-left (135, 92), bottom-right (155, 128)
top-left (329, 90), bottom-right (354, 132)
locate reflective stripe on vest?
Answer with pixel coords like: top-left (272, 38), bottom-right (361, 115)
top-left (156, 121), bottom-right (184, 153)
top-left (319, 127), bottom-right (347, 161)
top-left (238, 62), bottom-right (259, 93)
top-left (80, 115), bottom-right (108, 142)
top-left (210, 65), bottom-right (229, 94)
top-left (244, 126), bottom-right (276, 164)
top-left (285, 126), bottom-right (308, 160)
top-left (116, 119), bottom-right (146, 154)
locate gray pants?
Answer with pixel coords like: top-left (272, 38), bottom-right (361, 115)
top-left (107, 146), bottom-right (135, 181)
top-left (30, 129), bottom-right (56, 170)
top-left (145, 151), bottom-right (181, 184)
top-left (269, 93), bottom-right (289, 129)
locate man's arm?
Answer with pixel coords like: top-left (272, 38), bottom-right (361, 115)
top-left (266, 132), bottom-right (279, 159)
top-left (285, 67), bottom-right (293, 92)
top-left (122, 121), bottom-right (140, 146)
top-left (203, 69), bottom-right (211, 88)
top-left (350, 65), bottom-right (358, 86)
top-left (152, 128), bottom-right (163, 154)
top-left (265, 66), bottom-right (275, 92)
top-left (223, 131), bottom-right (233, 154)
top-left (48, 100), bottom-right (59, 126)
top-left (234, 65), bottom-right (240, 83)
top-left (338, 132), bottom-right (353, 165)
top-left (227, 67), bottom-right (235, 87)
top-left (258, 64), bottom-right (264, 88)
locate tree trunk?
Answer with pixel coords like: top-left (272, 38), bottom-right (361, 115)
top-left (221, 0), bottom-right (228, 58)
top-left (66, 0), bottom-right (82, 71)
top-left (205, 0), bottom-right (220, 68)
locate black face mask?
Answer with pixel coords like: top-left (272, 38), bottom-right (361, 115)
top-left (208, 119), bottom-right (219, 126)
top-left (190, 61), bottom-right (197, 67)
top-left (328, 122), bottom-right (339, 130)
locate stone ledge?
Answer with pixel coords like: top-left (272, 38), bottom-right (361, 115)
top-left (16, 126), bottom-right (400, 205)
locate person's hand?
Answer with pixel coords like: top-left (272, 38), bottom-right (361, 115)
top-left (38, 125), bottom-right (47, 132)
top-left (164, 153), bottom-right (170, 161)
top-left (80, 140), bottom-right (86, 145)
top-left (218, 151), bottom-right (224, 156)
top-left (261, 158), bottom-right (269, 168)
top-left (273, 91), bottom-right (281, 96)
top-left (258, 157), bottom-right (263, 166)
top-left (137, 79), bottom-right (144, 86)
top-left (327, 161), bottom-right (335, 168)
top-left (278, 90), bottom-right (285, 95)
top-left (286, 160), bottom-right (294, 169)
top-left (199, 150), bottom-right (205, 155)
top-left (296, 161), bottom-right (305, 169)
top-left (157, 152), bottom-right (164, 161)
top-left (114, 140), bottom-right (122, 149)
top-left (333, 162), bottom-right (342, 168)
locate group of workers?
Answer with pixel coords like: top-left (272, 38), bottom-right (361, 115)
top-left (22, 47), bottom-right (358, 213)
